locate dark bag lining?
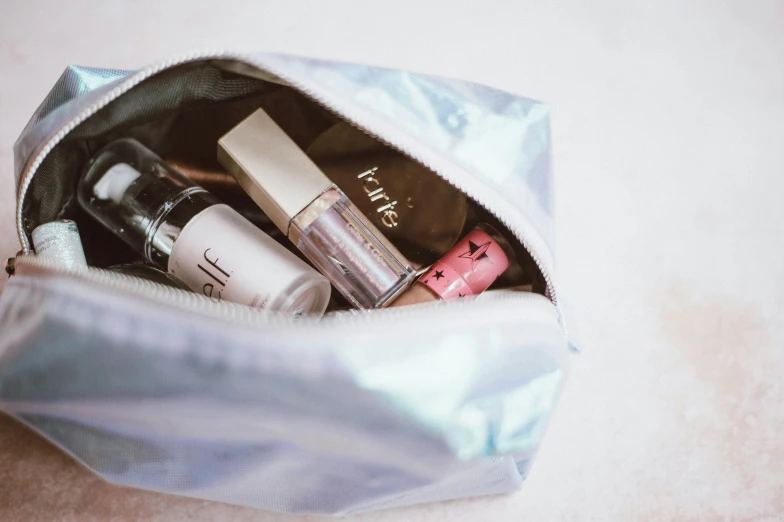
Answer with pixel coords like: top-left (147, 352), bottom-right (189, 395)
top-left (20, 60), bottom-right (546, 293)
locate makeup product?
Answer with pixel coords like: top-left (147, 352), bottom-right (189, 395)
top-left (78, 138), bottom-right (331, 316)
top-left (164, 156), bottom-right (283, 240)
top-left (31, 219), bottom-right (88, 269)
top-left (391, 224), bottom-right (511, 307)
top-left (306, 122), bottom-right (467, 267)
top-left (218, 109), bottom-right (416, 309)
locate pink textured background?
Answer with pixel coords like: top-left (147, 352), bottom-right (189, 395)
top-left (1, 1), bottom-right (783, 520)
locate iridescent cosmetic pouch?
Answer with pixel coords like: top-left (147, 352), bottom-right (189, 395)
top-left (0, 52), bottom-right (573, 515)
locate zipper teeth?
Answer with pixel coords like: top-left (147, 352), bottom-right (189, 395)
top-left (247, 59), bottom-right (558, 307)
top-left (15, 49), bottom-right (249, 253)
top-left (13, 255), bottom-right (277, 326)
top-left (14, 50), bottom-right (559, 314)
top-left (12, 255), bottom-right (543, 329)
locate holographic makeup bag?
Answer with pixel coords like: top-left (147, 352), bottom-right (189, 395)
top-left (0, 52), bottom-right (574, 515)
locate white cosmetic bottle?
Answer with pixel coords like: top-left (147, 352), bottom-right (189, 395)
top-left (78, 138), bottom-right (331, 317)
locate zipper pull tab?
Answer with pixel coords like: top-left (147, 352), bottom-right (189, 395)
top-left (5, 251), bottom-right (23, 277)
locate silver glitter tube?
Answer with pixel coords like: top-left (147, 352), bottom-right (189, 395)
top-left (31, 219), bottom-right (88, 269)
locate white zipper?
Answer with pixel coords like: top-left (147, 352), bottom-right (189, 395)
top-left (11, 254), bottom-right (279, 326)
top-left (246, 55), bottom-right (558, 307)
top-left (11, 254), bottom-right (555, 332)
top-left (15, 49), bottom-right (239, 253)
top-left (13, 50), bottom-right (562, 325)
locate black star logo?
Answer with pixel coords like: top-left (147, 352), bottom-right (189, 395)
top-left (458, 240), bottom-right (491, 270)
top-left (458, 293), bottom-right (466, 298)
top-left (433, 270), bottom-right (444, 280)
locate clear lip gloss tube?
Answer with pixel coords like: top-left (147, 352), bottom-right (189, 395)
top-left (77, 138), bottom-right (331, 317)
top-left (218, 109), bottom-right (416, 309)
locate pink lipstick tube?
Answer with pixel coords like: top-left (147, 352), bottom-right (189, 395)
top-left (390, 224), bottom-right (512, 307)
